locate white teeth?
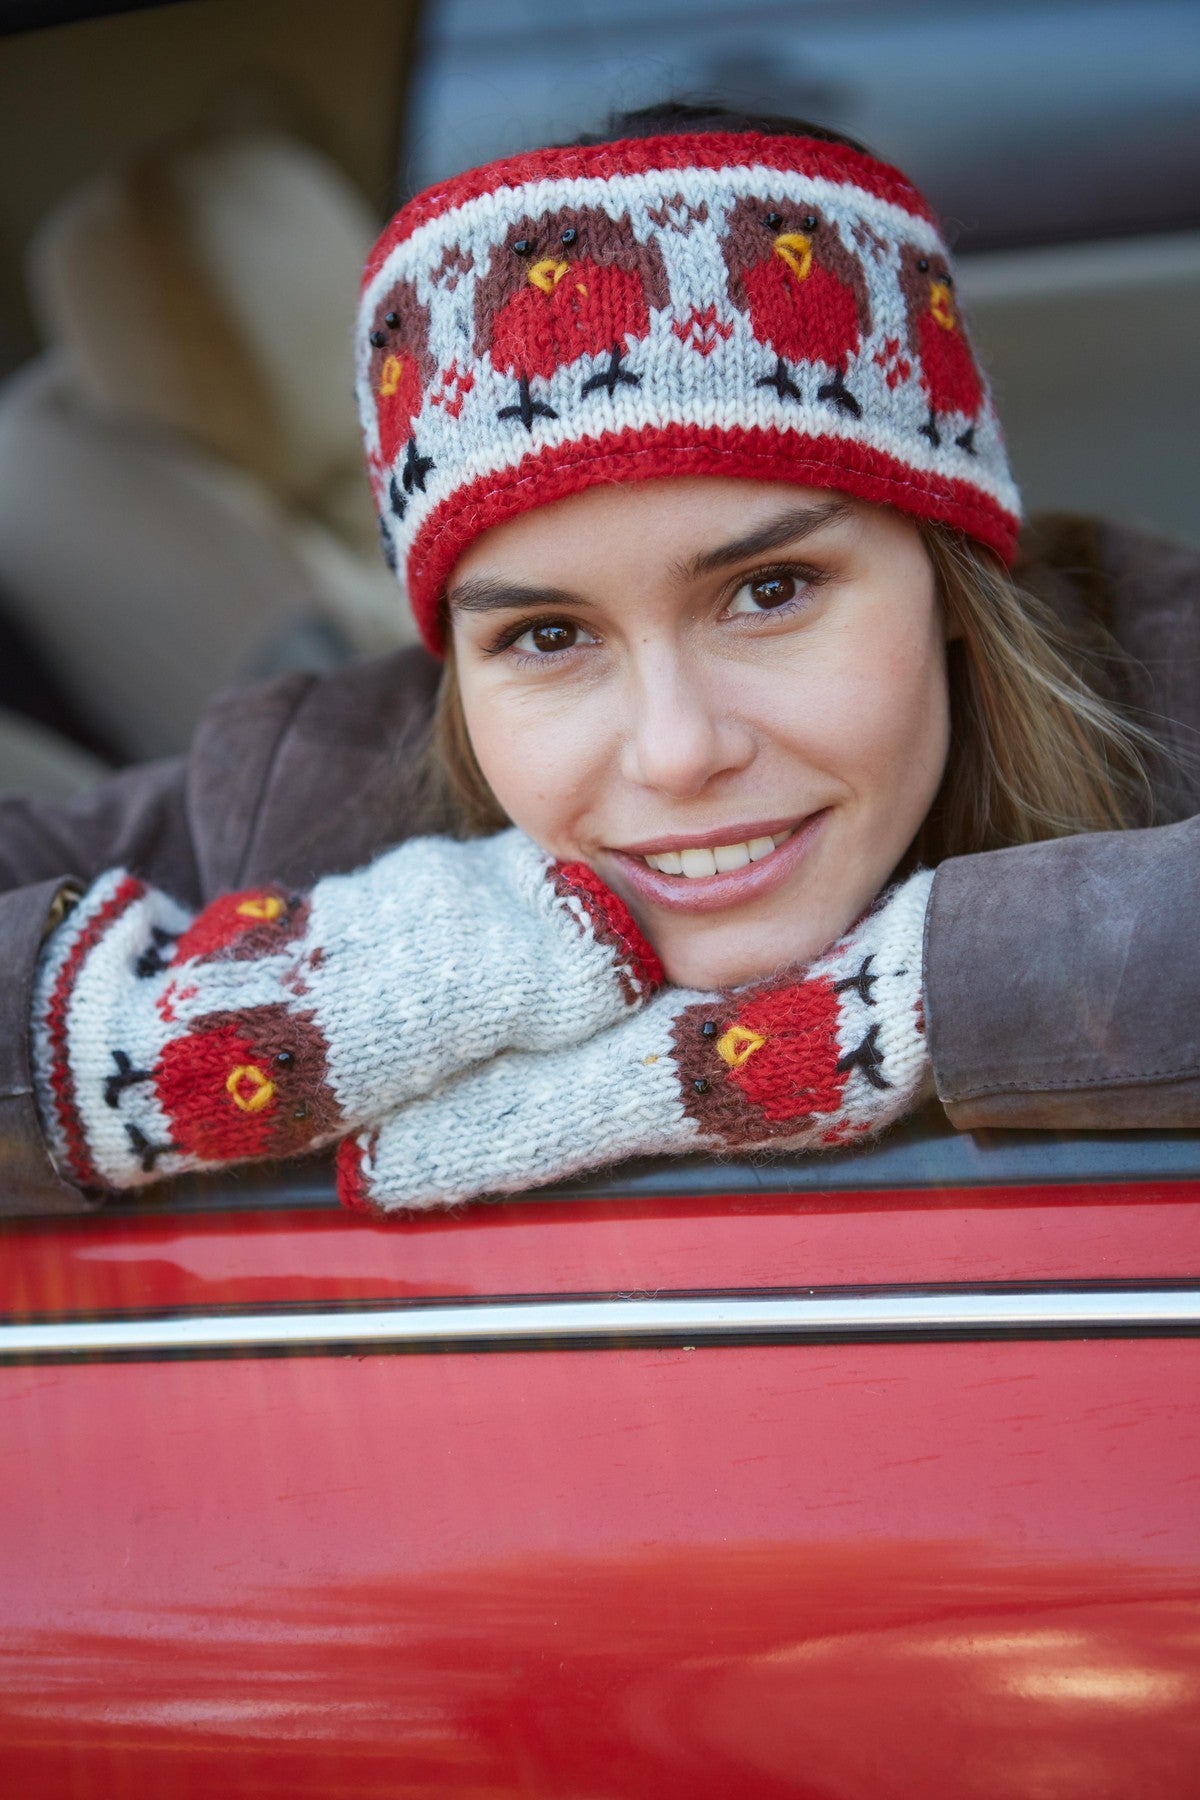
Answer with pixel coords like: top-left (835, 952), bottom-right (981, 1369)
top-left (714, 841), bottom-right (751, 872)
top-left (644, 828), bottom-right (795, 878)
top-left (680, 847), bottom-right (718, 879)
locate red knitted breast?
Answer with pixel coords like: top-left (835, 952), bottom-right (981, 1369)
top-left (916, 312), bottom-right (984, 417)
top-left (742, 258), bottom-right (863, 365)
top-left (376, 357), bottom-right (428, 465)
top-left (725, 978), bottom-right (847, 1121)
top-left (489, 264), bottom-right (652, 378)
top-left (155, 1024), bottom-right (282, 1162)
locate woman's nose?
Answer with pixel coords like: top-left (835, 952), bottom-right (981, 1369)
top-left (618, 653), bottom-right (755, 798)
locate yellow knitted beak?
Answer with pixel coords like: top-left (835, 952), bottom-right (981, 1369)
top-left (717, 1024), bottom-right (767, 1069)
top-left (930, 280), bottom-right (957, 330)
top-left (529, 258), bottom-right (570, 294)
top-left (226, 1065), bottom-right (275, 1114)
top-left (773, 232), bottom-right (812, 280)
top-left (379, 354), bottom-right (405, 396)
top-left (235, 895), bottom-right (286, 922)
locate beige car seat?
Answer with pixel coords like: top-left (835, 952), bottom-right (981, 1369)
top-left (0, 128), bottom-right (408, 767)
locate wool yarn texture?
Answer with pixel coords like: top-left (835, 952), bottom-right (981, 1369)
top-left (356, 131), bottom-right (1021, 652)
top-left (338, 867), bottom-right (934, 1212)
top-left (31, 830), bottom-right (662, 1191)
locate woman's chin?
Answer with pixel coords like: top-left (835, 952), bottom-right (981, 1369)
top-left (659, 950), bottom-right (765, 990)
top-left (644, 877), bottom-right (879, 987)
top-left (656, 925), bottom-right (828, 992)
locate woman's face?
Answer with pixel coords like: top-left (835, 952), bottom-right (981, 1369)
top-left (449, 478), bottom-right (951, 988)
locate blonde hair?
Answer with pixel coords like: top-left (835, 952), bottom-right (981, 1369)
top-left (912, 524), bottom-right (1157, 862)
top-left (424, 520), bottom-right (1160, 859)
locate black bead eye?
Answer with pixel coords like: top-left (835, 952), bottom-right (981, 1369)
top-left (701, 1021), bottom-right (718, 1038)
top-left (369, 329), bottom-right (387, 348)
top-left (275, 1050), bottom-right (294, 1068)
top-left (801, 213), bottom-right (818, 231)
top-left (293, 1102), bottom-right (310, 1121)
top-left (560, 227), bottom-right (577, 246)
top-left (693, 1078), bottom-right (710, 1094)
top-left (941, 271), bottom-right (954, 288)
top-left (917, 257), bottom-right (930, 273)
top-left (384, 310), bottom-right (400, 328)
top-left (764, 211), bottom-right (784, 231)
top-left (512, 237), bottom-right (534, 256)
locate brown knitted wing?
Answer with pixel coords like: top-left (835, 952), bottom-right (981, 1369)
top-left (816, 219), bottom-right (873, 339)
top-left (721, 193), bottom-right (768, 315)
top-left (368, 278), bottom-right (435, 391)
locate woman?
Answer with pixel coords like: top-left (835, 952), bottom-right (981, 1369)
top-left (6, 106), bottom-right (1199, 1215)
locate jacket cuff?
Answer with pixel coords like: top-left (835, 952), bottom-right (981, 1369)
top-left (0, 880), bottom-right (103, 1215)
top-left (925, 816), bottom-right (1200, 1130)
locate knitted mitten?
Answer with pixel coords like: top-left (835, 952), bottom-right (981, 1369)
top-left (32, 830), bottom-right (661, 1191)
top-left (338, 869), bottom-right (934, 1212)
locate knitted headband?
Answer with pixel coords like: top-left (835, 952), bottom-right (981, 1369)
top-left (356, 131), bottom-right (1021, 654)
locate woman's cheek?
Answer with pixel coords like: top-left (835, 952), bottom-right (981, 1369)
top-left (466, 695), bottom-right (600, 860)
top-left (831, 623), bottom-right (950, 823)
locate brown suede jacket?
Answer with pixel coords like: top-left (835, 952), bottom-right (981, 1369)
top-left (2, 516), bottom-right (1198, 1214)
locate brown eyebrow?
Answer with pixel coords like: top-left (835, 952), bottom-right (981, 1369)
top-left (678, 500), bottom-right (851, 581)
top-left (446, 578), bottom-right (588, 617)
top-left (446, 498), bottom-right (852, 617)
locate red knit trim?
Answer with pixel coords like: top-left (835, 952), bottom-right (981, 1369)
top-left (553, 862), bottom-right (664, 998)
top-left (336, 1133), bottom-right (377, 1213)
top-left (363, 132), bottom-right (936, 285)
top-left (43, 875), bottom-right (145, 1189)
top-left (409, 423), bottom-right (1020, 653)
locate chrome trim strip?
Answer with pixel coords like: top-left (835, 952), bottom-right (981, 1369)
top-left (3, 1289), bottom-right (1200, 1358)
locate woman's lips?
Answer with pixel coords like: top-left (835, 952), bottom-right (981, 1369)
top-left (605, 810), bottom-right (829, 914)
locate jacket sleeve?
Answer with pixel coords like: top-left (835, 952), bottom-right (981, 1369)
top-left (925, 812), bottom-right (1200, 1128)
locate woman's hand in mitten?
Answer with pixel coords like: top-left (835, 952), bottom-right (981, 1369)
top-left (337, 869), bottom-right (934, 1213)
top-left (32, 831), bottom-right (661, 1191)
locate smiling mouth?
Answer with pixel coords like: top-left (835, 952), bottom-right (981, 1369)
top-left (641, 829), bottom-right (794, 879)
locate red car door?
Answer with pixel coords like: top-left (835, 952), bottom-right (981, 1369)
top-left (3, 1121), bottom-right (1200, 1798)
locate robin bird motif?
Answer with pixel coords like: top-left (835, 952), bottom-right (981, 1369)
top-left (473, 206), bottom-right (669, 429)
top-left (898, 246), bottom-right (984, 452)
top-left (132, 887), bottom-right (311, 978)
top-left (150, 1003), bottom-right (340, 1166)
top-left (169, 888), bottom-right (311, 965)
top-left (365, 278), bottom-right (437, 495)
top-left (723, 197), bottom-right (872, 416)
top-left (670, 977), bottom-right (854, 1145)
